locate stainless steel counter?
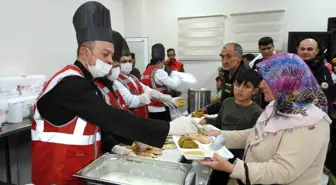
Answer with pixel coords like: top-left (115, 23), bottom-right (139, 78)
top-left (0, 119), bottom-right (31, 138)
top-left (189, 162), bottom-right (212, 185)
top-left (0, 119), bottom-right (32, 184)
top-left (156, 148), bottom-right (183, 163)
top-left (155, 148), bottom-right (212, 185)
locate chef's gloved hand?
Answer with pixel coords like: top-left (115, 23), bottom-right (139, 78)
top-left (139, 93), bottom-right (151, 105)
top-left (135, 142), bottom-right (150, 151)
top-left (168, 116), bottom-right (198, 136)
top-left (171, 97), bottom-right (184, 107)
top-left (111, 145), bottom-right (136, 156)
top-left (148, 89), bottom-right (172, 101)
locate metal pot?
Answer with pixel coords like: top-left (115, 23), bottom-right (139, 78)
top-left (187, 88), bottom-right (211, 113)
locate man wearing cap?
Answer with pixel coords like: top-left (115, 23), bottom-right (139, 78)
top-left (30, 2), bottom-right (197, 185)
top-left (114, 41), bottom-right (181, 119)
top-left (141, 43), bottom-right (189, 121)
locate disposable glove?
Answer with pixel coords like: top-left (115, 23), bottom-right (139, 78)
top-left (168, 116), bottom-right (198, 136)
top-left (171, 97), bottom-right (185, 107)
top-left (111, 145), bottom-right (136, 156)
top-left (135, 142), bottom-right (150, 151)
top-left (148, 89), bottom-right (172, 101)
top-left (139, 93), bottom-right (151, 105)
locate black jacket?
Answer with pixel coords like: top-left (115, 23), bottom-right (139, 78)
top-left (37, 61), bottom-right (169, 150)
top-left (307, 58), bottom-right (333, 99)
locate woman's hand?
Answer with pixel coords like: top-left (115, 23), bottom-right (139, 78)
top-left (197, 153), bottom-right (235, 173)
top-left (199, 119), bottom-right (207, 125)
top-left (206, 129), bottom-right (222, 136)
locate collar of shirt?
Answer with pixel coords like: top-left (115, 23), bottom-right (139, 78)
top-left (74, 60), bottom-right (94, 82)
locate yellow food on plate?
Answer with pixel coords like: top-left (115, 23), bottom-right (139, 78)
top-left (188, 133), bottom-right (211, 144)
top-left (191, 111), bottom-right (204, 118)
top-left (176, 99), bottom-right (187, 107)
top-left (128, 143), bottom-right (162, 158)
top-left (184, 151), bottom-right (205, 156)
top-left (178, 136), bottom-right (199, 149)
top-left (162, 143), bottom-right (177, 150)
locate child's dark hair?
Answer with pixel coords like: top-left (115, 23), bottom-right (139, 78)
top-left (235, 69), bottom-right (262, 88)
top-left (215, 76), bottom-right (221, 81)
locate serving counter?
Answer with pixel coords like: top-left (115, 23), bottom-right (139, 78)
top-left (0, 119), bottom-right (32, 184)
top-left (75, 153), bottom-right (212, 185)
top-left (155, 147), bottom-right (213, 185)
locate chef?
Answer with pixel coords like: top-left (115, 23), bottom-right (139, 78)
top-left (93, 30), bottom-right (135, 154)
top-left (141, 43), bottom-right (185, 121)
top-left (30, 2), bottom-right (197, 185)
top-left (114, 41), bottom-right (181, 118)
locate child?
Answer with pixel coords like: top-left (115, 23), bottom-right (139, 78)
top-left (201, 69), bottom-right (263, 185)
top-left (201, 69), bottom-right (262, 132)
top-left (211, 76), bottom-right (222, 103)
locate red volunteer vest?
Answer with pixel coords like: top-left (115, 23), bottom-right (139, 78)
top-left (31, 65), bottom-right (102, 185)
top-left (141, 65), bottom-right (169, 107)
top-left (118, 73), bottom-right (149, 118)
top-left (167, 59), bottom-right (183, 72)
top-left (93, 80), bottom-right (128, 111)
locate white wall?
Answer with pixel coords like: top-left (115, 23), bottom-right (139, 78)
top-left (0, 0), bottom-right (124, 77)
top-left (123, 0), bottom-right (336, 94)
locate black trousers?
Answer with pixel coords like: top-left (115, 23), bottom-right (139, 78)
top-left (326, 120), bottom-right (336, 174)
top-left (148, 107), bottom-right (171, 122)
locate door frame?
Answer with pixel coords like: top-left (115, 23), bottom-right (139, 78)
top-left (124, 37), bottom-right (149, 71)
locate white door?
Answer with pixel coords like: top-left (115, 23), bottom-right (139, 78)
top-left (125, 37), bottom-right (149, 74)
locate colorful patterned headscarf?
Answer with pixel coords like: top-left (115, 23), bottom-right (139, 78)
top-left (257, 53), bottom-right (328, 117)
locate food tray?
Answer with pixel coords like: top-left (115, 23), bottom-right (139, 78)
top-left (74, 153), bottom-right (193, 185)
top-left (188, 113), bottom-right (218, 122)
top-left (173, 136), bottom-right (233, 160)
top-left (174, 124), bottom-right (233, 160)
top-left (188, 112), bottom-right (204, 123)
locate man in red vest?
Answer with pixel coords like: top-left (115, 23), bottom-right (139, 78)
top-left (31, 2), bottom-right (197, 185)
top-left (142, 44), bottom-right (189, 121)
top-left (166, 48), bottom-right (185, 72)
top-left (94, 30), bottom-right (139, 155)
top-left (115, 40), bottom-right (182, 119)
top-left (165, 48), bottom-right (184, 97)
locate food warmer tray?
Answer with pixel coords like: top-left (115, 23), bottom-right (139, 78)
top-left (74, 153), bottom-right (196, 185)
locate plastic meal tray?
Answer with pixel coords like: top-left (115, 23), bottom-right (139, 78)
top-left (173, 124), bottom-right (234, 160)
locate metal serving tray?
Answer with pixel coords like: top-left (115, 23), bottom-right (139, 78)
top-left (74, 153), bottom-right (195, 185)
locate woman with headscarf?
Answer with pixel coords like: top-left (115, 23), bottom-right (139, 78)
top-left (198, 53), bottom-right (331, 185)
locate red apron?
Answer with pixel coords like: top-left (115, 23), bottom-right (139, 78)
top-left (118, 73), bottom-right (149, 118)
top-left (31, 65), bottom-right (102, 185)
top-left (141, 66), bottom-right (169, 107)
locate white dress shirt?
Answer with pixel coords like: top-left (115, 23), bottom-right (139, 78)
top-left (148, 69), bottom-right (182, 113)
top-left (114, 76), bottom-right (151, 109)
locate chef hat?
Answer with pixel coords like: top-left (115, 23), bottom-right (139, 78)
top-left (73, 1), bottom-right (113, 45)
top-left (121, 39), bottom-right (131, 57)
top-left (151, 43), bottom-right (165, 60)
top-left (112, 30), bottom-right (124, 61)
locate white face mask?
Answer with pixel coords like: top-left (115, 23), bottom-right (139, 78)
top-left (86, 49), bottom-right (112, 78)
top-left (107, 67), bottom-right (120, 81)
top-left (120, 63), bottom-right (133, 75)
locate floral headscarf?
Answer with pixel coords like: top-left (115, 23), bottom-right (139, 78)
top-left (256, 53), bottom-right (328, 117)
